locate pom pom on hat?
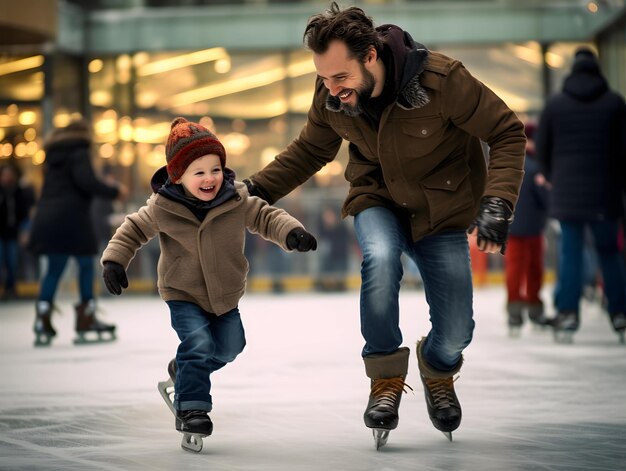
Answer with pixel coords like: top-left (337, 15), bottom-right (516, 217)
top-left (165, 117), bottom-right (226, 181)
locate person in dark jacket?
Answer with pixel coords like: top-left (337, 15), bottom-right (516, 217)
top-left (0, 163), bottom-right (35, 300)
top-left (535, 47), bottom-right (626, 342)
top-left (28, 118), bottom-right (127, 346)
top-left (504, 122), bottom-right (550, 334)
top-left (243, 3), bottom-right (525, 447)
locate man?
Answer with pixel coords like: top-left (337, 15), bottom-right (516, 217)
top-left (244, 2), bottom-right (525, 447)
top-left (535, 47), bottom-right (626, 343)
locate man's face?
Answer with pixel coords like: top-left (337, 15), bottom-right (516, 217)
top-left (313, 40), bottom-right (377, 116)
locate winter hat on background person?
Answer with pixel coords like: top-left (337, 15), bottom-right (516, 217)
top-left (572, 46), bottom-right (600, 73)
top-left (165, 117), bottom-right (226, 181)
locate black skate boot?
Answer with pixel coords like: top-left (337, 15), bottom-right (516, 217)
top-left (74, 300), bottom-right (116, 344)
top-left (363, 347), bottom-right (411, 450)
top-left (168, 358), bottom-right (177, 382)
top-left (609, 312), bottom-right (626, 344)
top-left (506, 301), bottom-right (524, 337)
top-left (176, 410), bottom-right (213, 435)
top-left (550, 311), bottom-right (578, 344)
top-left (33, 300), bottom-right (57, 347)
top-left (416, 339), bottom-right (462, 441)
top-left (527, 301), bottom-right (549, 329)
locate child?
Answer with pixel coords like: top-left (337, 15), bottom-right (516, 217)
top-left (101, 117), bottom-right (317, 437)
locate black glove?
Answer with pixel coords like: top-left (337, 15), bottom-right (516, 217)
top-left (102, 261), bottom-right (128, 295)
top-left (467, 196), bottom-right (513, 255)
top-left (243, 178), bottom-right (273, 203)
top-left (286, 228), bottom-right (317, 252)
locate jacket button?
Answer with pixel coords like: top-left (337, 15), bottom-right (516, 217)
top-left (421, 129), bottom-right (428, 135)
top-left (402, 202), bottom-right (407, 206)
top-left (446, 180), bottom-right (451, 185)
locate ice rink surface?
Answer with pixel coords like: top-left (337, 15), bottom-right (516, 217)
top-left (1, 287), bottom-right (625, 471)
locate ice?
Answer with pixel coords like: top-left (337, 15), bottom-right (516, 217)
top-left (1, 287), bottom-right (625, 470)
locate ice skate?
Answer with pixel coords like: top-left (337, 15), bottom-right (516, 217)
top-left (73, 300), bottom-right (116, 344)
top-left (362, 347), bottom-right (410, 450)
top-left (506, 301), bottom-right (524, 337)
top-left (609, 313), bottom-right (626, 344)
top-left (416, 339), bottom-right (462, 441)
top-left (527, 302), bottom-right (550, 330)
top-left (33, 301), bottom-right (57, 347)
top-left (157, 359), bottom-right (208, 453)
top-left (550, 311), bottom-right (578, 344)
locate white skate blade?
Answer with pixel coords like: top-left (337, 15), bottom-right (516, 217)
top-left (181, 432), bottom-right (204, 453)
top-left (157, 379), bottom-right (176, 415)
top-left (441, 431), bottom-right (453, 441)
top-left (73, 331), bottom-right (116, 345)
top-left (372, 429), bottom-right (389, 450)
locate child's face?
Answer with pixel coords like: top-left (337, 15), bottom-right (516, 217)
top-left (174, 154), bottom-right (224, 201)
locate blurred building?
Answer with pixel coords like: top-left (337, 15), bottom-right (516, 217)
top-left (1, 0), bottom-right (625, 292)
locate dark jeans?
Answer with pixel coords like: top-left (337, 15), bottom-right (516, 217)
top-left (38, 254), bottom-right (94, 303)
top-left (556, 220), bottom-right (626, 315)
top-left (167, 301), bottom-right (246, 412)
top-left (354, 206), bottom-right (474, 372)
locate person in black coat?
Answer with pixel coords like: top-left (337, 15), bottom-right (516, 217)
top-left (0, 163), bottom-right (35, 300)
top-left (535, 47), bottom-right (626, 341)
top-left (29, 118), bottom-right (127, 346)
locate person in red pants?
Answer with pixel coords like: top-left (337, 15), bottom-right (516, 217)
top-left (504, 122), bottom-right (550, 335)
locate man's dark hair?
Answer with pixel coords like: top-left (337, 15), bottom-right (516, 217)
top-left (303, 2), bottom-right (382, 63)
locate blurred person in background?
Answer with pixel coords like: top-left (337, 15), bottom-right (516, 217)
top-left (0, 163), bottom-right (35, 301)
top-left (243, 2), bottom-right (525, 447)
top-left (100, 117), bottom-right (316, 443)
top-left (316, 204), bottom-right (350, 291)
top-left (28, 118), bottom-right (127, 346)
top-left (535, 47), bottom-right (626, 343)
top-left (503, 122), bottom-right (550, 336)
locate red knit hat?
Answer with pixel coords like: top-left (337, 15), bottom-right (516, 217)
top-left (165, 117), bottom-right (226, 181)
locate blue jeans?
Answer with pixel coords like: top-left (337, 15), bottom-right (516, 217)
top-left (38, 254), bottom-right (94, 303)
top-left (167, 301), bottom-right (246, 412)
top-left (556, 220), bottom-right (626, 315)
top-left (0, 238), bottom-right (19, 291)
top-left (354, 207), bottom-right (474, 372)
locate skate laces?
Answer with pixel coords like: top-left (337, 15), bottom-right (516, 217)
top-left (371, 377), bottom-right (413, 407)
top-left (424, 375), bottom-right (459, 409)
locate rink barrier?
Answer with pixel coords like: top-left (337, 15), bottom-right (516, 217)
top-left (8, 270), bottom-right (556, 298)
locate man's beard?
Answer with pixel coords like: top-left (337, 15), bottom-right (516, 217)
top-left (339, 67), bottom-right (376, 117)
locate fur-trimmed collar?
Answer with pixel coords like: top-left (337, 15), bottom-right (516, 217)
top-left (325, 69), bottom-right (430, 114)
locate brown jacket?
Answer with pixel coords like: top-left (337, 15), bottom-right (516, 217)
top-left (101, 181), bottom-right (303, 315)
top-left (250, 50), bottom-right (525, 241)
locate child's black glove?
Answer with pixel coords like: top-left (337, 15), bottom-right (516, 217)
top-left (102, 261), bottom-right (129, 295)
top-left (467, 196), bottom-right (513, 255)
top-left (286, 228), bottom-right (317, 252)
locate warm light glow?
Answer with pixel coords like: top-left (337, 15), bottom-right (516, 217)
top-left (214, 58), bottom-right (231, 74)
top-left (0, 56), bottom-right (44, 76)
top-left (587, 2), bottom-right (599, 13)
top-left (220, 132), bottom-right (250, 156)
top-left (261, 147), bottom-right (279, 167)
top-left (14, 142), bottom-right (27, 157)
top-left (18, 111), bottom-right (37, 125)
top-left (33, 149), bottom-right (45, 165)
top-left (99, 143), bottom-right (115, 159)
top-left (24, 128), bottom-right (37, 141)
top-left (0, 129), bottom-right (5, 141)
top-left (166, 58), bottom-right (316, 109)
top-left (90, 90), bottom-right (113, 107)
top-left (137, 48), bottom-right (229, 76)
top-left (118, 143), bottom-right (135, 167)
top-left (545, 51), bottom-right (566, 69)
top-left (1, 143), bottom-right (13, 157)
top-left (88, 59), bottom-right (104, 73)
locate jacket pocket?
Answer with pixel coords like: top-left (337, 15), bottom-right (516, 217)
top-left (421, 159), bottom-right (474, 228)
top-left (399, 117), bottom-right (446, 158)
